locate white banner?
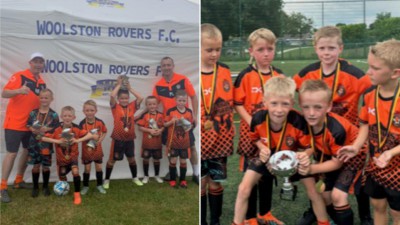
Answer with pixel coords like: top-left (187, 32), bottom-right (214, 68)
top-left (0, 0), bottom-right (199, 183)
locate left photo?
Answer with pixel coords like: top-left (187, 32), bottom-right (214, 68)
top-left (0, 0), bottom-right (200, 224)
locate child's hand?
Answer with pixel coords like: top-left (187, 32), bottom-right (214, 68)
top-left (337, 145), bottom-right (359, 162)
top-left (373, 151), bottom-right (393, 168)
top-left (296, 152), bottom-right (311, 175)
top-left (92, 133), bottom-right (100, 141)
top-left (71, 138), bottom-right (80, 144)
top-left (259, 146), bottom-right (271, 163)
top-left (149, 129), bottom-right (158, 136)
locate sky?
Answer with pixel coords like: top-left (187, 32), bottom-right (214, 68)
top-left (283, 0), bottom-right (400, 27)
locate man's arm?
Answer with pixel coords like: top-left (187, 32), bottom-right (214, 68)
top-left (235, 105), bottom-right (252, 125)
top-left (190, 95), bottom-right (198, 126)
top-left (2, 84), bottom-right (30, 98)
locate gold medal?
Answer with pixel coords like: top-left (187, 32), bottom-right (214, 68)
top-left (124, 127), bottom-right (129, 132)
top-left (315, 179), bottom-right (325, 193)
top-left (148, 134), bottom-right (152, 139)
top-left (204, 120), bottom-right (213, 131)
top-left (65, 155), bottom-right (70, 160)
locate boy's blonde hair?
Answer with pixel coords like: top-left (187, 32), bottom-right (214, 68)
top-left (175, 89), bottom-right (187, 98)
top-left (83, 100), bottom-right (97, 110)
top-left (299, 80), bottom-right (332, 103)
top-left (369, 39), bottom-right (400, 70)
top-left (39, 88), bottom-right (54, 97)
top-left (248, 28), bottom-right (276, 47)
top-left (313, 26), bottom-right (343, 46)
top-left (145, 96), bottom-right (158, 104)
top-left (61, 106), bottom-right (75, 116)
top-left (201, 23), bottom-right (222, 40)
top-left (264, 76), bottom-right (296, 100)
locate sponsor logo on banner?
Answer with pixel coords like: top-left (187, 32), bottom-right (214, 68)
top-left (90, 79), bottom-right (117, 98)
top-left (87, 0), bottom-right (125, 8)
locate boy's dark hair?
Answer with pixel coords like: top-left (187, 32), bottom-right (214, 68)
top-left (175, 89), bottom-right (187, 98)
top-left (145, 95), bottom-right (158, 103)
top-left (161, 56), bottom-right (174, 65)
top-left (117, 89), bottom-right (129, 97)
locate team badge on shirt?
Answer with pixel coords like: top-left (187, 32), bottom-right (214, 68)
top-left (336, 84), bottom-right (346, 97)
top-left (223, 79), bottom-right (231, 92)
top-left (286, 136), bottom-right (295, 148)
top-left (393, 113), bottom-right (400, 127)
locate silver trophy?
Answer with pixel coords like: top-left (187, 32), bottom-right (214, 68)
top-left (32, 120), bottom-right (45, 140)
top-left (120, 75), bottom-right (129, 90)
top-left (61, 128), bottom-right (74, 159)
top-left (177, 118), bottom-right (192, 132)
top-left (269, 150), bottom-right (299, 201)
top-left (148, 118), bottom-right (160, 139)
top-left (86, 128), bottom-right (98, 150)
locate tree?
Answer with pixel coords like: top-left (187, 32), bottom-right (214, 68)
top-left (281, 12), bottom-right (313, 38)
top-left (369, 13), bottom-right (400, 41)
top-left (338, 23), bottom-right (367, 43)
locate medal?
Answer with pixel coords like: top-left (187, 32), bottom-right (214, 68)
top-left (201, 64), bottom-right (217, 131)
top-left (204, 120), bottom-right (213, 131)
top-left (65, 155), bottom-right (70, 160)
top-left (148, 134), bottom-right (153, 139)
top-left (124, 127), bottom-right (129, 132)
top-left (315, 179), bottom-right (325, 193)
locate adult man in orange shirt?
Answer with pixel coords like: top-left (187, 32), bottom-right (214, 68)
top-left (152, 56), bottom-right (199, 184)
top-left (1, 52), bottom-right (47, 203)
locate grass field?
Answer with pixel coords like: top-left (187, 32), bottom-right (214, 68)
top-left (0, 178), bottom-right (198, 225)
top-left (216, 59), bottom-right (371, 224)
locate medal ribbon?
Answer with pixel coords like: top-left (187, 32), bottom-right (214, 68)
top-left (256, 64), bottom-right (274, 93)
top-left (375, 81), bottom-right (400, 152)
top-left (200, 64), bottom-right (218, 118)
top-left (37, 110), bottom-right (49, 126)
top-left (320, 62), bottom-right (340, 100)
top-left (122, 106), bottom-right (130, 129)
top-left (265, 113), bottom-right (287, 152)
top-left (308, 117), bottom-right (328, 164)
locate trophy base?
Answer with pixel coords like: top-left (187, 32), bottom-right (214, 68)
top-left (280, 184), bottom-right (297, 201)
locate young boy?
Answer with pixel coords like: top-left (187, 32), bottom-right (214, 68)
top-left (164, 89), bottom-right (194, 188)
top-left (136, 96), bottom-right (164, 184)
top-left (27, 89), bottom-right (59, 197)
top-left (339, 39), bottom-right (400, 225)
top-left (103, 76), bottom-right (143, 189)
top-left (233, 28), bottom-right (285, 225)
top-left (201, 23), bottom-right (235, 225)
top-left (233, 77), bottom-right (322, 225)
top-left (41, 106), bottom-right (98, 205)
top-left (293, 26), bottom-right (372, 225)
top-left (79, 100), bottom-right (107, 195)
top-left (299, 80), bottom-right (370, 225)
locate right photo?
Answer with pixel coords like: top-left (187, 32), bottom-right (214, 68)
top-left (200, 1), bottom-right (400, 225)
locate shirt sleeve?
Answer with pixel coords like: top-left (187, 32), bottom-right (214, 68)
top-left (184, 77), bottom-right (196, 97)
top-left (4, 73), bottom-right (22, 90)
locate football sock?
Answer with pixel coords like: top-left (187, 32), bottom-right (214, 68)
top-left (105, 164), bottom-right (113, 180)
top-left (73, 175), bottom-right (81, 192)
top-left (32, 171), bottom-right (40, 189)
top-left (335, 204), bottom-right (354, 225)
top-left (1, 179), bottom-right (7, 190)
top-left (327, 204), bottom-right (337, 223)
top-left (154, 161), bottom-right (160, 176)
top-left (246, 184), bottom-right (258, 219)
top-left (128, 163), bottom-right (137, 178)
top-left (208, 186), bottom-right (224, 225)
top-left (169, 162), bottom-right (177, 181)
top-left (317, 220), bottom-right (330, 225)
top-left (258, 174), bottom-right (273, 215)
top-left (14, 174), bottom-right (23, 184)
top-left (96, 171), bottom-right (103, 186)
top-left (201, 190), bottom-right (207, 225)
top-left (42, 169), bottom-right (50, 189)
top-left (143, 161), bottom-right (149, 177)
top-left (356, 188), bottom-right (371, 220)
top-left (83, 172), bottom-right (90, 187)
top-left (179, 163), bottom-right (187, 181)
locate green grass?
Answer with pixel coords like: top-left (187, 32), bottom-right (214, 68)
top-left (1, 178), bottom-right (198, 225)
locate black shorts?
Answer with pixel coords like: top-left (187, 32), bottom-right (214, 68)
top-left (5, 129), bottom-right (31, 152)
top-left (364, 175), bottom-right (400, 211)
top-left (162, 129), bottom-right (168, 145)
top-left (189, 128), bottom-right (195, 146)
top-left (142, 149), bottom-right (162, 160)
top-left (82, 159), bottom-right (103, 165)
top-left (201, 157), bottom-right (228, 182)
top-left (58, 163), bottom-right (78, 179)
top-left (111, 140), bottom-right (135, 161)
top-left (334, 169), bottom-right (359, 193)
top-left (169, 148), bottom-right (189, 159)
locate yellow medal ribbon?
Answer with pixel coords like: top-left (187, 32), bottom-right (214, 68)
top-left (265, 112), bottom-right (287, 152)
top-left (256, 64), bottom-right (274, 93)
top-left (201, 64), bottom-right (217, 131)
top-left (320, 62), bottom-right (340, 100)
top-left (375, 82), bottom-right (400, 153)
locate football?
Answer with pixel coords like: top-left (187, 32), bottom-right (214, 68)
top-left (53, 181), bottom-right (70, 196)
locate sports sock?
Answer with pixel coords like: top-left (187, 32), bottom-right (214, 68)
top-left (179, 164), bottom-right (187, 181)
top-left (73, 175), bottom-right (81, 192)
top-left (335, 204), bottom-right (354, 225)
top-left (356, 187), bottom-right (371, 220)
top-left (42, 169), bottom-right (50, 189)
top-left (259, 174), bottom-right (273, 215)
top-left (105, 164), bottom-right (113, 180)
top-left (129, 163), bottom-right (137, 178)
top-left (154, 161), bottom-right (160, 176)
top-left (14, 174), bottom-right (23, 184)
top-left (169, 162), bottom-right (177, 181)
top-left (32, 171), bottom-right (40, 189)
top-left (201, 190), bottom-right (207, 225)
top-left (246, 184), bottom-right (258, 220)
top-left (143, 161), bottom-right (149, 177)
top-left (96, 171), bottom-right (103, 186)
top-left (327, 204), bottom-right (337, 223)
top-left (209, 186), bottom-right (224, 225)
top-left (1, 179), bottom-right (8, 190)
top-left (83, 172), bottom-right (90, 187)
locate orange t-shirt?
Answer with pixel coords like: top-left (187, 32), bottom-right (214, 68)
top-left (359, 86), bottom-right (400, 191)
top-left (234, 65), bottom-right (284, 156)
top-left (165, 107), bottom-right (193, 150)
top-left (201, 62), bottom-right (234, 160)
top-left (111, 101), bottom-right (138, 141)
top-left (293, 59), bottom-right (371, 125)
top-left (3, 69), bottom-right (46, 131)
top-left (136, 111), bottom-right (164, 150)
top-left (152, 73), bottom-right (196, 115)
